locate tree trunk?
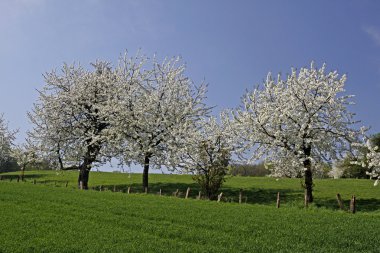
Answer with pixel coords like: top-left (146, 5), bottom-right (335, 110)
top-left (78, 165), bottom-right (90, 190)
top-left (303, 151), bottom-right (313, 203)
top-left (20, 165), bottom-right (26, 181)
top-left (142, 154), bottom-right (150, 192)
top-left (76, 143), bottom-right (102, 190)
top-left (304, 168), bottom-right (313, 203)
top-left (205, 176), bottom-right (213, 200)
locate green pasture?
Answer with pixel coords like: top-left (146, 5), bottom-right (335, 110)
top-left (0, 171), bottom-right (379, 252)
top-left (1, 170), bottom-right (379, 211)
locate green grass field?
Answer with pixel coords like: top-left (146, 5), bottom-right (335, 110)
top-left (0, 171), bottom-right (379, 252)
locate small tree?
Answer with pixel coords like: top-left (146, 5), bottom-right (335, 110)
top-left (192, 141), bottom-right (230, 200)
top-left (179, 118), bottom-right (232, 200)
top-left (228, 62), bottom-right (361, 203)
top-left (11, 143), bottom-right (39, 180)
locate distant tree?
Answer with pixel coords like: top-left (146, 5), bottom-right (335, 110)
top-left (228, 63), bottom-right (361, 203)
top-left (0, 114), bottom-right (16, 171)
top-left (0, 158), bottom-right (19, 173)
top-left (369, 133), bottom-right (380, 147)
top-left (314, 163), bottom-right (332, 179)
top-left (178, 118), bottom-right (232, 200)
top-left (354, 132), bottom-right (380, 185)
top-left (28, 62), bottom-right (115, 189)
top-left (335, 155), bottom-right (368, 179)
top-left (111, 54), bottom-right (209, 191)
top-left (11, 143), bottom-right (40, 180)
top-left (228, 162), bottom-right (269, 177)
top-left (364, 144), bottom-right (380, 186)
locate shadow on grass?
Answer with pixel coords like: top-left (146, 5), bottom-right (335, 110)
top-left (0, 174), bottom-right (46, 180)
top-left (93, 182), bottom-right (200, 198)
top-left (0, 175), bottom-right (72, 188)
top-left (315, 197), bottom-right (380, 212)
top-left (219, 186), bottom-right (304, 205)
top-left (3, 175), bottom-right (378, 212)
top-left (92, 181), bottom-right (380, 212)
top-left (92, 181), bottom-right (303, 205)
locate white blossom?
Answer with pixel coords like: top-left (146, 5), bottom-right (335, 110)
top-left (0, 114), bottom-right (16, 167)
top-left (353, 133), bottom-right (380, 185)
top-left (28, 61), bottom-right (116, 188)
top-left (177, 116), bottom-right (234, 172)
top-left (176, 116), bottom-right (234, 199)
top-left (11, 142), bottom-right (38, 169)
top-left (226, 62), bottom-right (361, 201)
top-left (104, 53), bottom-right (210, 189)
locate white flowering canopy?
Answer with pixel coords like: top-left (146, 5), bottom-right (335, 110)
top-left (0, 114), bottom-right (16, 167)
top-left (109, 54), bottom-right (210, 170)
top-left (365, 141), bottom-right (380, 183)
top-left (228, 62), bottom-right (361, 177)
top-left (177, 116), bottom-right (234, 173)
top-left (28, 51), bottom-right (210, 182)
top-left (354, 133), bottom-right (380, 185)
top-left (11, 141), bottom-right (40, 169)
top-left (28, 61), bottom-right (115, 170)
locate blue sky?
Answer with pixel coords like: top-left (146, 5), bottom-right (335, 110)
top-left (1, 0), bottom-right (380, 171)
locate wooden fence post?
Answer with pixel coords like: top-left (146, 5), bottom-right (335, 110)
top-left (245, 196), bottom-right (248, 204)
top-left (198, 191), bottom-right (201, 200)
top-left (113, 185), bottom-right (116, 192)
top-left (350, 195), bottom-right (356, 214)
top-left (159, 188), bottom-right (162, 196)
top-left (239, 189), bottom-right (243, 204)
top-left (336, 193), bottom-right (345, 210)
top-left (217, 192), bottom-right (223, 202)
top-left (174, 189), bottom-right (179, 197)
top-left (276, 192), bottom-right (280, 208)
top-left (127, 186), bottom-right (131, 194)
top-left (185, 187), bottom-right (191, 199)
top-left (99, 185), bottom-right (103, 192)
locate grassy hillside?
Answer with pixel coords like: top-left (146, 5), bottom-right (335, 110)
top-left (0, 181), bottom-right (379, 253)
top-left (2, 170), bottom-right (380, 211)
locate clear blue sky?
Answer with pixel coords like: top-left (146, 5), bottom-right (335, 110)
top-left (1, 0), bottom-right (380, 167)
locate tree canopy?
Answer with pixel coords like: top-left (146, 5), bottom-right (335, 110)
top-left (0, 114), bottom-right (16, 170)
top-left (28, 52), bottom-right (209, 190)
top-left (227, 62), bottom-right (361, 202)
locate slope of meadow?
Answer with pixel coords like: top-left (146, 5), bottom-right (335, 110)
top-left (2, 170), bottom-right (379, 211)
top-left (0, 171), bottom-right (379, 252)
